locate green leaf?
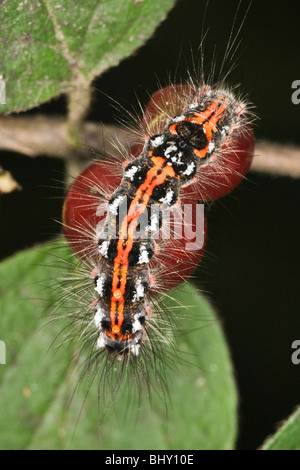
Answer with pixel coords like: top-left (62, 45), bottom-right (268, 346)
top-left (0, 0), bottom-right (176, 114)
top-left (0, 242), bottom-right (238, 450)
top-left (260, 407), bottom-right (300, 450)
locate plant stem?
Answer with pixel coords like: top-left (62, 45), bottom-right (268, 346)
top-left (0, 115), bottom-right (299, 178)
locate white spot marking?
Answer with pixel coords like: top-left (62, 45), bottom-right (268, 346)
top-left (130, 343), bottom-right (140, 356)
top-left (159, 189), bottom-right (174, 205)
top-left (95, 274), bottom-right (105, 296)
top-left (132, 315), bottom-right (143, 333)
top-left (183, 161), bottom-right (196, 176)
top-left (132, 278), bottom-right (145, 302)
top-left (151, 135), bottom-right (165, 147)
top-left (138, 244), bottom-right (150, 264)
top-left (96, 333), bottom-right (106, 349)
top-left (172, 115), bottom-right (185, 122)
top-left (94, 307), bottom-right (105, 328)
top-left (108, 195), bottom-right (124, 215)
top-left (208, 141), bottom-right (215, 153)
top-left (98, 240), bottom-right (110, 257)
top-left (124, 165), bottom-right (138, 180)
top-left (165, 145), bottom-right (178, 157)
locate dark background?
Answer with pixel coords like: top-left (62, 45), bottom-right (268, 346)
top-left (1, 0), bottom-right (300, 450)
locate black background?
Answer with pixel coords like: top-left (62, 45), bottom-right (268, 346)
top-left (1, 0), bottom-right (300, 450)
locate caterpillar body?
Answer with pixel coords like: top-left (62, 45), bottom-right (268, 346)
top-left (62, 81), bottom-right (254, 371)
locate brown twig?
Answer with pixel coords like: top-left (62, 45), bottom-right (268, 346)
top-left (0, 115), bottom-right (299, 178)
top-left (0, 115), bottom-right (135, 160)
top-left (252, 141), bottom-right (300, 178)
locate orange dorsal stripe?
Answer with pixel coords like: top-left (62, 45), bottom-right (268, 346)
top-left (109, 153), bottom-right (174, 335)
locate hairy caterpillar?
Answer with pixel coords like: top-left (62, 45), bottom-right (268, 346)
top-left (59, 77), bottom-right (254, 405)
top-left (49, 1), bottom-right (255, 411)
